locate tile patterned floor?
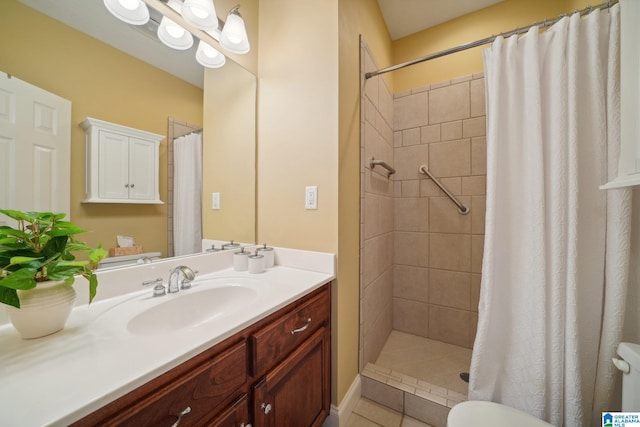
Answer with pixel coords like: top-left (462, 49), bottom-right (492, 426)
top-left (345, 398), bottom-right (434, 427)
top-left (374, 331), bottom-right (472, 396)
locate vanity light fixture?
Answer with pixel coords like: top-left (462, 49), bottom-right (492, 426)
top-left (182, 0), bottom-right (218, 31)
top-left (196, 40), bottom-right (226, 68)
top-left (157, 15), bottom-right (194, 50)
top-left (103, 0), bottom-right (150, 26)
top-left (220, 5), bottom-right (250, 54)
top-left (103, 0), bottom-right (251, 69)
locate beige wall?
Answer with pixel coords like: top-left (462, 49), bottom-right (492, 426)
top-left (202, 62), bottom-right (256, 243)
top-left (391, 0), bottom-right (596, 93)
top-left (0, 1), bottom-right (203, 256)
top-left (336, 0), bottom-right (393, 407)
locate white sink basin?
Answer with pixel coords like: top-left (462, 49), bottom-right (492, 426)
top-left (92, 277), bottom-right (262, 336)
top-left (128, 286), bottom-right (257, 335)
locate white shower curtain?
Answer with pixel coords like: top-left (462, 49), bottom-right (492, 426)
top-left (469, 5), bottom-right (633, 426)
top-left (173, 132), bottom-right (203, 256)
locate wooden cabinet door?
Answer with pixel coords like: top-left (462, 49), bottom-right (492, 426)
top-left (207, 394), bottom-right (251, 427)
top-left (252, 327), bottom-right (330, 427)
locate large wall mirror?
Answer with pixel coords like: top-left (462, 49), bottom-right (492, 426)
top-left (1, 0), bottom-right (257, 262)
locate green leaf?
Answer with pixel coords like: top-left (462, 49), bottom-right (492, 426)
top-left (0, 269), bottom-right (37, 290)
top-left (9, 256), bottom-right (42, 265)
top-left (0, 287), bottom-right (19, 308)
top-left (88, 274), bottom-right (98, 304)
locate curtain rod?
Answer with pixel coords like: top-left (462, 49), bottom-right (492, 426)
top-left (365, 0), bottom-right (618, 80)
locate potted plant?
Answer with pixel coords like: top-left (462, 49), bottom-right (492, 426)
top-left (0, 209), bottom-right (107, 338)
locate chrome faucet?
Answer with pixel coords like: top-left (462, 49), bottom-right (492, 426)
top-left (167, 265), bottom-right (196, 293)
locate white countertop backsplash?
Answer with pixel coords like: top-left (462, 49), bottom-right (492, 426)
top-left (0, 247), bottom-right (335, 427)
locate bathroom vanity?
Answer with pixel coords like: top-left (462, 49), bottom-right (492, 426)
top-left (0, 247), bottom-right (334, 427)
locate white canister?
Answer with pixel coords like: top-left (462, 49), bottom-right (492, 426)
top-left (248, 251), bottom-right (265, 274)
top-left (257, 243), bottom-right (275, 268)
top-left (233, 248), bottom-right (250, 271)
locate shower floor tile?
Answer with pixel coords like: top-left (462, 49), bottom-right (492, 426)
top-left (374, 330), bottom-right (472, 396)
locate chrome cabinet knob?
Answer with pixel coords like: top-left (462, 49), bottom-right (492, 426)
top-left (260, 402), bottom-right (272, 414)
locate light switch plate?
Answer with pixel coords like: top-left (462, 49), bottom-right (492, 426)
top-left (212, 192), bottom-right (220, 210)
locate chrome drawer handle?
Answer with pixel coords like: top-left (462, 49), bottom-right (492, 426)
top-left (170, 406), bottom-right (191, 427)
top-left (290, 318), bottom-right (312, 335)
top-left (261, 403), bottom-right (272, 414)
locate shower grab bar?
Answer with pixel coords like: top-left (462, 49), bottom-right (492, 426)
top-left (369, 157), bottom-right (396, 177)
top-left (418, 165), bottom-right (470, 215)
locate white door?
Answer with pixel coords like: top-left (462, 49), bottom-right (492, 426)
top-left (0, 71), bottom-right (71, 224)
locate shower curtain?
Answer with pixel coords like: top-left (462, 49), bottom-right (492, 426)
top-left (470, 5), bottom-right (632, 426)
top-left (173, 132), bottom-right (203, 256)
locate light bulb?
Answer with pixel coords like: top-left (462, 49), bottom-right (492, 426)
top-left (166, 22), bottom-right (185, 38)
top-left (118, 0), bottom-right (139, 10)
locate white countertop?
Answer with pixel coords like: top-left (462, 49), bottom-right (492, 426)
top-left (0, 247), bottom-right (335, 427)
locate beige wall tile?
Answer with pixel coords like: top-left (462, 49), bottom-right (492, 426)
top-left (421, 124), bottom-right (441, 144)
top-left (469, 312), bottom-right (478, 348)
top-left (429, 233), bottom-right (471, 272)
top-left (429, 196), bottom-right (471, 234)
top-left (395, 92), bottom-right (429, 130)
top-left (363, 299), bottom-right (393, 365)
top-left (429, 83), bottom-right (470, 124)
top-left (438, 177), bottom-right (462, 196)
top-left (471, 196), bottom-right (486, 235)
top-left (402, 180), bottom-right (420, 197)
top-left (394, 265), bottom-right (429, 302)
top-left (363, 268), bottom-right (393, 334)
top-left (394, 130), bottom-right (402, 148)
top-left (404, 391), bottom-right (451, 426)
top-left (429, 269), bottom-right (471, 310)
top-left (364, 193), bottom-right (394, 239)
top-left (471, 136), bottom-right (487, 176)
top-left (379, 78), bottom-right (394, 127)
top-left (429, 139), bottom-right (471, 178)
top-left (441, 121), bottom-right (462, 141)
top-left (420, 179), bottom-right (442, 197)
top-left (365, 168), bottom-right (394, 197)
top-left (471, 235), bottom-right (484, 274)
top-left (377, 109), bottom-right (394, 143)
top-left (470, 274), bottom-right (481, 312)
top-left (470, 78), bottom-right (486, 117)
top-left (395, 197), bottom-right (429, 232)
top-left (395, 144), bottom-right (430, 181)
top-left (395, 231), bottom-right (429, 267)
top-left (452, 74), bottom-right (473, 84)
top-left (393, 297), bottom-right (428, 337)
top-left (361, 378), bottom-right (405, 413)
top-left (430, 80), bottom-right (451, 90)
top-left (403, 128), bottom-right (421, 146)
top-left (428, 305), bottom-right (471, 347)
top-left (462, 117), bottom-right (486, 138)
top-left (462, 176), bottom-right (486, 196)
top-left (364, 232), bottom-right (394, 285)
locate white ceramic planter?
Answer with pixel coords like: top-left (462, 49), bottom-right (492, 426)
top-left (6, 280), bottom-right (76, 339)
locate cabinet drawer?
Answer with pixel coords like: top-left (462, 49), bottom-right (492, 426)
top-left (100, 341), bottom-right (247, 427)
top-left (251, 287), bottom-right (330, 376)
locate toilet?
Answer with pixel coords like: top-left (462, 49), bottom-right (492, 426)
top-left (448, 342), bottom-right (640, 426)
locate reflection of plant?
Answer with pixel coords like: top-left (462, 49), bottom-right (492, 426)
top-left (0, 209), bottom-right (107, 308)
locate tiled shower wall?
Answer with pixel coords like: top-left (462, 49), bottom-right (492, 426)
top-left (360, 39), bottom-right (488, 371)
top-left (392, 75), bottom-right (486, 349)
top-left (360, 40), bottom-right (395, 369)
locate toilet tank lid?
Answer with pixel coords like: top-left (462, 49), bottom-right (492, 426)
top-left (618, 342), bottom-right (640, 369)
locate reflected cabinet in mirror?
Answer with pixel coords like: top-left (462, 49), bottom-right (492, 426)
top-left (1, 0), bottom-right (257, 261)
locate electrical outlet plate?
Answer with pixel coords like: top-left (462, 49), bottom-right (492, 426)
top-left (305, 186), bottom-right (317, 209)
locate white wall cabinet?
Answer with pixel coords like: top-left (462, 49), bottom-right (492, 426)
top-left (80, 117), bottom-right (164, 204)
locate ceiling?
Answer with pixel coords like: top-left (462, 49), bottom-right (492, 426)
top-left (377, 0), bottom-right (504, 40)
top-left (19, 0), bottom-right (505, 87)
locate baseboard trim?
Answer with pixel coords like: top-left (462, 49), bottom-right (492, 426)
top-left (323, 374), bottom-right (362, 427)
